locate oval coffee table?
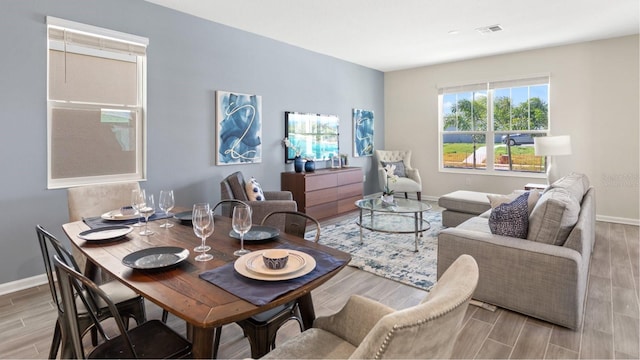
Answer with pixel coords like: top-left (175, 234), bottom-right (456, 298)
top-left (355, 197), bottom-right (432, 252)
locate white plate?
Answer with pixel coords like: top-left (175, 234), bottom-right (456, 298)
top-left (78, 225), bottom-right (133, 241)
top-left (101, 209), bottom-right (140, 221)
top-left (234, 250), bottom-right (316, 281)
top-left (245, 252), bottom-right (306, 276)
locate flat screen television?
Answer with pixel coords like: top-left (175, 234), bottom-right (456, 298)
top-left (284, 111), bottom-right (339, 163)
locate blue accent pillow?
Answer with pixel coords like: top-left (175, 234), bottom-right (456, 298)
top-left (245, 177), bottom-right (265, 201)
top-left (489, 192), bottom-right (530, 239)
top-left (380, 160), bottom-right (407, 177)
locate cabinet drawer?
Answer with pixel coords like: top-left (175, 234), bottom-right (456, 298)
top-left (338, 182), bottom-right (363, 199)
top-left (306, 202), bottom-right (337, 220)
top-left (306, 174), bottom-right (338, 191)
top-left (337, 169), bottom-right (363, 185)
top-left (306, 187), bottom-right (338, 207)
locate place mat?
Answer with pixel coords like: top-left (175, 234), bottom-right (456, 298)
top-left (83, 212), bottom-right (173, 229)
top-left (199, 244), bottom-right (347, 306)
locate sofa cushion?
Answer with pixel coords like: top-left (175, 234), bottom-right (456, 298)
top-left (438, 190), bottom-right (494, 215)
top-left (487, 190), bottom-right (540, 214)
top-left (380, 160), bottom-right (407, 177)
top-left (546, 172), bottom-right (589, 203)
top-left (488, 192), bottom-right (530, 239)
top-left (528, 188), bottom-right (580, 246)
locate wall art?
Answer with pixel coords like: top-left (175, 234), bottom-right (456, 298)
top-left (216, 91), bottom-right (262, 165)
top-left (353, 108), bottom-right (374, 157)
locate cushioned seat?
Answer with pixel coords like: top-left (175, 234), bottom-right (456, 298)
top-left (438, 190), bottom-right (496, 227)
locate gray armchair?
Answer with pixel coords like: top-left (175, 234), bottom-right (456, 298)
top-left (220, 171), bottom-right (297, 230)
top-left (375, 150), bottom-right (422, 200)
top-left (261, 254), bottom-right (479, 359)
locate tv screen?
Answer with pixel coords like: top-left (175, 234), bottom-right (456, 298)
top-left (285, 112), bottom-right (339, 162)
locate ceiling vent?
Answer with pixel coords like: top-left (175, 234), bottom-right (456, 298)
top-left (476, 24), bottom-right (503, 34)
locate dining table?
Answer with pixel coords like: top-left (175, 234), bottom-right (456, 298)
top-left (62, 210), bottom-right (351, 359)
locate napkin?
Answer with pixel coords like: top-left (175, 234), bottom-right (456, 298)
top-left (199, 244), bottom-right (347, 306)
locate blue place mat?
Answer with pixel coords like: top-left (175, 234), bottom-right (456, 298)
top-left (199, 244), bottom-right (347, 306)
top-left (83, 212), bottom-right (173, 229)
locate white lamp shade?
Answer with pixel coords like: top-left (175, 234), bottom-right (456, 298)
top-left (534, 135), bottom-right (572, 156)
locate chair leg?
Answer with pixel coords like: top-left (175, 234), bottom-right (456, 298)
top-left (49, 320), bottom-right (62, 359)
top-left (404, 192), bottom-right (408, 199)
top-left (417, 191), bottom-right (422, 201)
top-left (161, 310), bottom-right (169, 323)
top-left (212, 326), bottom-right (222, 359)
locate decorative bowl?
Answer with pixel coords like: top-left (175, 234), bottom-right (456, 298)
top-left (262, 249), bottom-right (289, 270)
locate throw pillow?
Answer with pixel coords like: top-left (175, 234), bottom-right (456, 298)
top-left (380, 160), bottom-right (407, 177)
top-left (245, 177), bottom-right (265, 201)
top-left (487, 189), bottom-right (540, 214)
top-left (527, 188), bottom-right (580, 246)
top-left (488, 192), bottom-right (530, 239)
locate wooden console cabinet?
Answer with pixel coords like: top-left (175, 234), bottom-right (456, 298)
top-left (281, 167), bottom-right (363, 220)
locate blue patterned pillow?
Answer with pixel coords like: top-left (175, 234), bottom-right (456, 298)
top-left (245, 177), bottom-right (265, 201)
top-left (489, 192), bottom-right (530, 239)
top-left (380, 160), bottom-right (407, 177)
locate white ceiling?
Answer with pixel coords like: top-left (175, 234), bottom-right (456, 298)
top-left (145, 0), bottom-right (639, 72)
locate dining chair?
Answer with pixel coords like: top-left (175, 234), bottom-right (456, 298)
top-left (261, 254), bottom-right (479, 359)
top-left (36, 225), bottom-right (147, 359)
top-left (212, 211), bottom-right (322, 359)
top-left (53, 255), bottom-right (193, 359)
top-left (375, 150), bottom-right (422, 201)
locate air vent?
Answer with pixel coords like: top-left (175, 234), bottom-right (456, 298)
top-left (476, 24), bottom-right (503, 34)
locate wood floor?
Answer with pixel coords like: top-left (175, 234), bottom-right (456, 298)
top-left (1, 207), bottom-right (638, 359)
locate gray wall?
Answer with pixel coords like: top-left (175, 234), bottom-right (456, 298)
top-left (0, 0), bottom-right (384, 285)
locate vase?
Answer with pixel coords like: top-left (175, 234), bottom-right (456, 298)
top-left (304, 159), bottom-right (315, 172)
top-left (294, 156), bottom-right (303, 173)
top-left (381, 194), bottom-right (394, 204)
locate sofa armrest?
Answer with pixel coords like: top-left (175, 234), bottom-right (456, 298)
top-left (405, 168), bottom-right (421, 185)
top-left (264, 191), bottom-right (293, 201)
top-left (246, 200), bottom-right (297, 228)
top-left (314, 295), bottom-right (394, 346)
top-left (438, 228), bottom-right (586, 329)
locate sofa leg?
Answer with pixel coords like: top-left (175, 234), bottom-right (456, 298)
top-left (417, 192), bottom-right (422, 201)
top-left (404, 192), bottom-right (408, 199)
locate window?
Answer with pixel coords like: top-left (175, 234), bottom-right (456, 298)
top-left (46, 17), bottom-right (148, 188)
top-left (439, 76), bottom-right (549, 176)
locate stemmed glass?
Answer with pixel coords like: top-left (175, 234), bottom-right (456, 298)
top-left (158, 190), bottom-right (175, 228)
top-left (131, 189), bottom-right (146, 227)
top-left (192, 203), bottom-right (211, 253)
top-left (232, 205), bottom-right (252, 257)
top-left (192, 206), bottom-right (214, 262)
top-left (139, 193), bottom-right (155, 236)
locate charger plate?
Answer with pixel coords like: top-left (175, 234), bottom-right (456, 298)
top-left (229, 226), bottom-right (279, 241)
top-left (122, 246), bottom-right (189, 270)
top-left (234, 250), bottom-right (316, 281)
top-left (78, 225), bottom-right (133, 242)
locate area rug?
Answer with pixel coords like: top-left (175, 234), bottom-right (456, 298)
top-left (305, 211), bottom-right (443, 290)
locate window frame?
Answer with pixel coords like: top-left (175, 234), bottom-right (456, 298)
top-left (46, 17), bottom-right (148, 189)
top-left (438, 75), bottom-right (550, 178)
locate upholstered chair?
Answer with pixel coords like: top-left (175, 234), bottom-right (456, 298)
top-left (260, 254), bottom-right (479, 359)
top-left (375, 150), bottom-right (422, 200)
top-left (220, 171), bottom-right (297, 231)
top-left (67, 181), bottom-right (141, 279)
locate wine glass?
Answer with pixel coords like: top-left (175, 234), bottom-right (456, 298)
top-left (131, 189), bottom-right (146, 227)
top-left (139, 193), bottom-right (155, 236)
top-left (193, 207), bottom-right (214, 262)
top-left (232, 205), bottom-right (252, 257)
top-left (192, 203), bottom-right (211, 253)
top-left (158, 190), bottom-right (175, 228)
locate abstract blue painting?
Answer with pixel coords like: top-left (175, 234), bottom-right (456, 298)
top-left (216, 91), bottom-right (262, 165)
top-left (353, 109), bottom-right (374, 157)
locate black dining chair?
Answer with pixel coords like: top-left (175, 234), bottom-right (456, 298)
top-left (36, 225), bottom-right (147, 359)
top-left (212, 210), bottom-right (321, 358)
top-left (53, 255), bottom-right (192, 359)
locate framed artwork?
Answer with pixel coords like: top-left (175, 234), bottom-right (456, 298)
top-left (353, 109), bottom-right (374, 157)
top-left (216, 91), bottom-right (262, 165)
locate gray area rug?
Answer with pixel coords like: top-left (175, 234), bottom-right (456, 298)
top-left (305, 211), bottom-right (443, 290)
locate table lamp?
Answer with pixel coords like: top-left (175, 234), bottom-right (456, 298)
top-left (534, 135), bottom-right (572, 184)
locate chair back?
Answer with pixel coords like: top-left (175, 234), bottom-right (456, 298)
top-left (375, 150), bottom-right (413, 169)
top-left (221, 171), bottom-right (249, 202)
top-left (53, 255), bottom-right (138, 359)
top-left (261, 211), bottom-right (321, 242)
top-left (67, 181), bottom-right (141, 222)
top-left (212, 199), bottom-right (249, 218)
top-left (350, 254), bottom-right (478, 359)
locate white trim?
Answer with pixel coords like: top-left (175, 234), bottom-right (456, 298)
top-left (46, 16), bottom-right (148, 46)
top-left (596, 215), bottom-right (640, 226)
top-left (0, 273), bottom-right (49, 296)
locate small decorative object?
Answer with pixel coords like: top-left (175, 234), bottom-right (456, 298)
top-left (340, 154), bottom-right (348, 167)
top-left (294, 156), bottom-right (304, 173)
top-left (331, 155), bottom-right (341, 168)
top-left (304, 159), bottom-right (315, 172)
top-left (353, 109), bottom-right (374, 157)
top-left (382, 163), bottom-right (399, 203)
top-left (262, 249), bottom-right (289, 270)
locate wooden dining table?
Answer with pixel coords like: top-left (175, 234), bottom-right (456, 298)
top-left (62, 213), bottom-right (351, 359)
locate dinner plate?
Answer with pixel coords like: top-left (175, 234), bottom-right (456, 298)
top-left (122, 246), bottom-right (190, 270)
top-left (101, 209), bottom-right (140, 221)
top-left (173, 211), bottom-right (192, 225)
top-left (234, 250), bottom-right (316, 281)
top-left (245, 251), bottom-right (307, 276)
top-left (78, 225), bottom-right (133, 241)
top-left (229, 226), bottom-right (280, 241)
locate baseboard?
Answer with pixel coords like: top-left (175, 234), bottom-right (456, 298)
top-left (596, 215), bottom-right (639, 226)
top-left (0, 273), bottom-right (48, 296)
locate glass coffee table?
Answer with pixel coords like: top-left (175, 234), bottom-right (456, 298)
top-left (355, 197), bottom-right (432, 252)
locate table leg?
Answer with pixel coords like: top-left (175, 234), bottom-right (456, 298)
top-left (297, 293), bottom-right (316, 330)
top-left (187, 324), bottom-right (216, 359)
top-left (359, 208), bottom-right (363, 244)
top-left (420, 211), bottom-right (424, 237)
top-left (414, 213), bottom-right (419, 252)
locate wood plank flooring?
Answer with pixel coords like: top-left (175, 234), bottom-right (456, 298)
top-left (1, 205), bottom-right (638, 359)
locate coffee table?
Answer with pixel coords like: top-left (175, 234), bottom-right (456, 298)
top-left (355, 197), bottom-right (432, 252)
